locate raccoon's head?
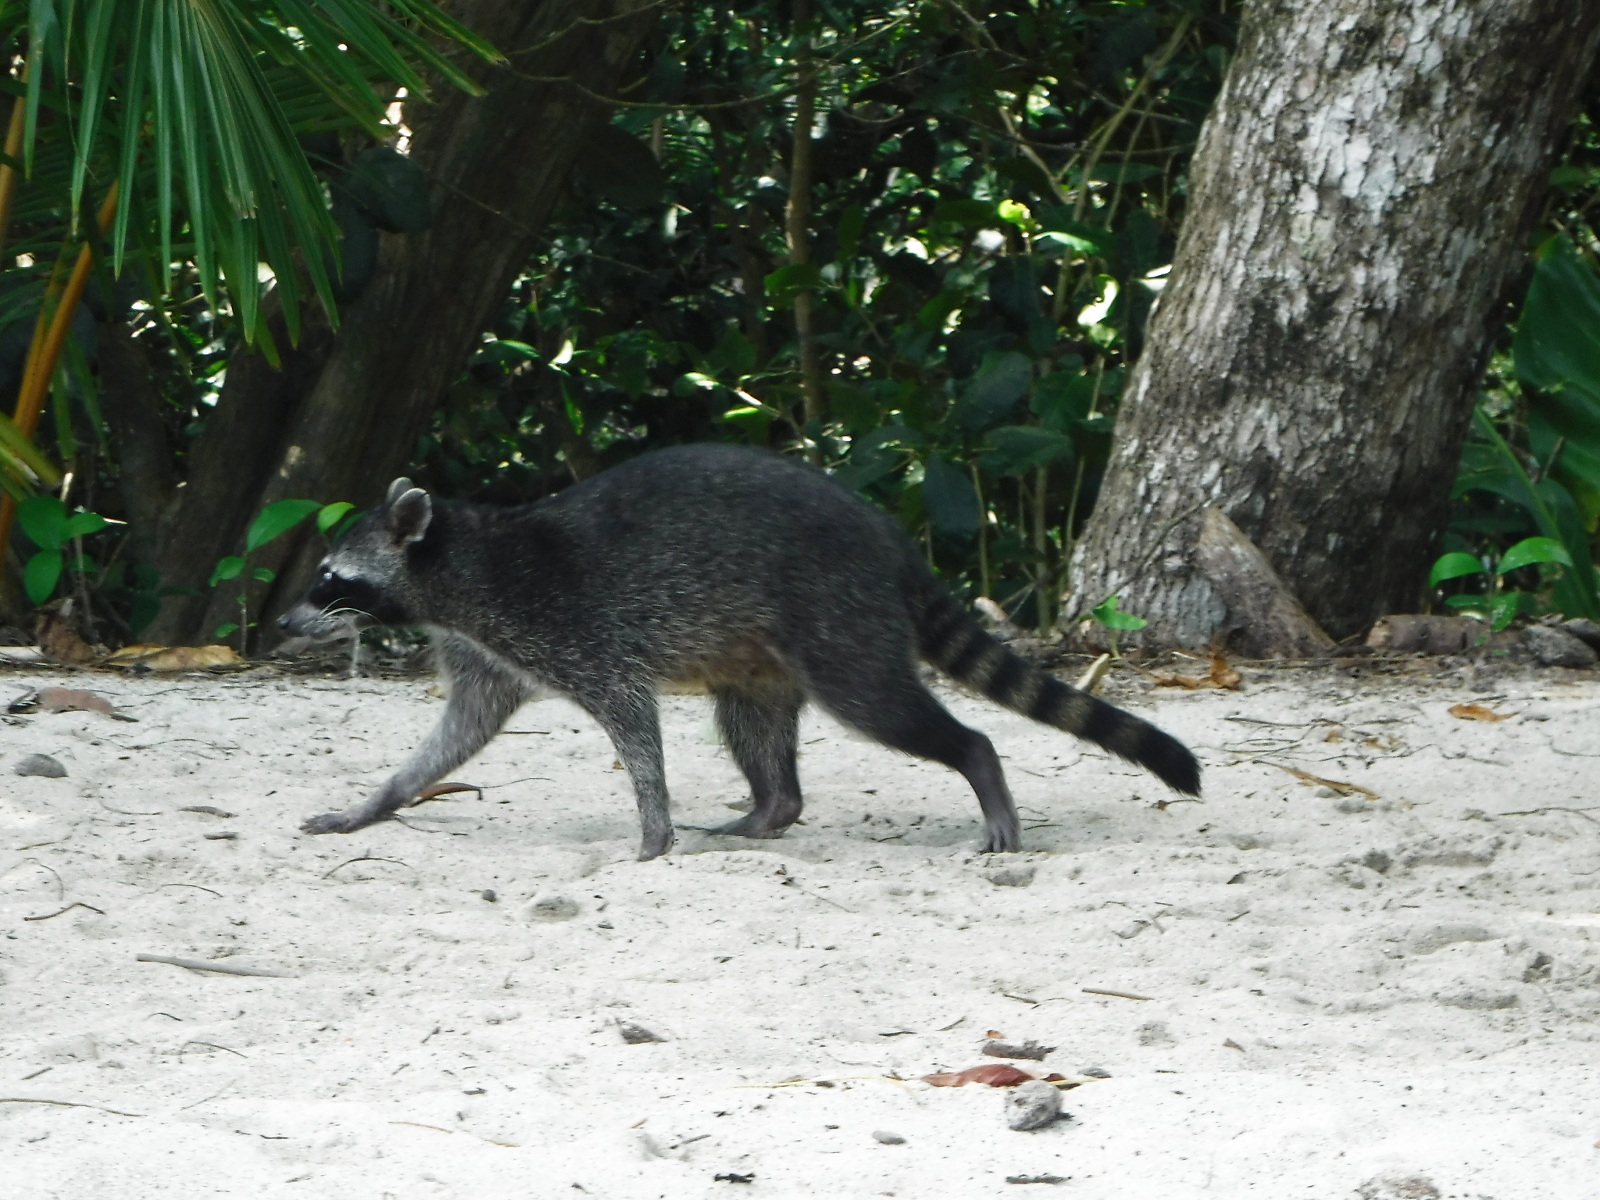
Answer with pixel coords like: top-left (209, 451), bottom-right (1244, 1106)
top-left (276, 478), bottom-right (433, 642)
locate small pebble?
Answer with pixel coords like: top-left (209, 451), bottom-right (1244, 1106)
top-left (983, 1038), bottom-right (1053, 1061)
top-left (1006, 1079), bottom-right (1063, 1131)
top-left (984, 864), bottom-right (1036, 888)
top-left (527, 893), bottom-right (579, 922)
top-left (872, 1130), bottom-right (906, 1145)
top-left (618, 1021), bottom-right (666, 1044)
top-left (480, 889), bottom-right (497, 903)
top-left (14, 753), bottom-right (66, 778)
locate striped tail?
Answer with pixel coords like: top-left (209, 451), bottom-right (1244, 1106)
top-left (916, 589), bottom-right (1200, 795)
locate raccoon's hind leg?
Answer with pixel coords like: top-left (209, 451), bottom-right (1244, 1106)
top-left (808, 659), bottom-right (1021, 853)
top-left (712, 683), bottom-right (804, 838)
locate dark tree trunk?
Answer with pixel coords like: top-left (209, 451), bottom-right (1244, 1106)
top-left (1062, 0), bottom-right (1600, 650)
top-left (141, 0), bottom-right (660, 645)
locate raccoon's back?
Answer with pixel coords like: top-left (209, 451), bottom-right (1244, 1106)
top-left (539, 445), bottom-right (919, 640)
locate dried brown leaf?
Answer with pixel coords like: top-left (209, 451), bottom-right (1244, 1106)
top-left (104, 644), bottom-right (244, 672)
top-left (922, 1063), bottom-right (1035, 1088)
top-left (1449, 703), bottom-right (1510, 722)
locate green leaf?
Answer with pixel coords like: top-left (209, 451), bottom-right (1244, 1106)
top-left (61, 511), bottom-right (108, 539)
top-left (316, 502), bottom-right (355, 536)
top-left (24, 549), bottom-right (63, 606)
top-left (763, 263), bottom-right (824, 305)
top-left (921, 455), bottom-right (981, 537)
top-left (1429, 552), bottom-right (1486, 589)
top-left (1496, 536), bottom-right (1573, 576)
top-left (982, 426), bottom-right (1074, 476)
top-left (570, 124), bottom-right (666, 209)
top-left (214, 622), bottom-right (240, 640)
top-left (1489, 591), bottom-right (1523, 632)
top-left (252, 567), bottom-right (276, 583)
top-left (16, 494), bottom-right (68, 552)
top-left (1091, 594), bottom-right (1148, 631)
top-left (933, 198), bottom-right (1001, 228)
top-left (956, 351), bottom-right (1033, 431)
top-left (210, 556), bottom-right (245, 587)
top-left (245, 499), bottom-right (321, 552)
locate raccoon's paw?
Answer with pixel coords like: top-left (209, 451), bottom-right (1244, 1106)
top-left (637, 828), bottom-right (676, 861)
top-left (301, 809), bottom-right (372, 835)
top-left (980, 822), bottom-right (1022, 853)
top-left (714, 813), bottom-right (790, 839)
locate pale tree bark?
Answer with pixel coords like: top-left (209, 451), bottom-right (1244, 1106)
top-left (143, 0), bottom-right (660, 645)
top-left (1063, 0), bottom-right (1600, 651)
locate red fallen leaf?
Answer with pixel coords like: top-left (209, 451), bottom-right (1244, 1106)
top-left (923, 1063), bottom-right (1035, 1088)
top-left (408, 781), bottom-right (483, 807)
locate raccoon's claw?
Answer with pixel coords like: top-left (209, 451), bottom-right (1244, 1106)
top-left (980, 824), bottom-right (1022, 853)
top-left (301, 809), bottom-right (371, 835)
top-left (713, 813), bottom-right (790, 839)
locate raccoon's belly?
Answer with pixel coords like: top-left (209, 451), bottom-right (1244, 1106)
top-left (657, 635), bottom-right (794, 694)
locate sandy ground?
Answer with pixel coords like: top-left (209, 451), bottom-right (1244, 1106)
top-left (1, 655), bottom-right (1597, 1200)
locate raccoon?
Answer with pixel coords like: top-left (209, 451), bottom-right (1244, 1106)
top-left (279, 443), bottom-right (1199, 859)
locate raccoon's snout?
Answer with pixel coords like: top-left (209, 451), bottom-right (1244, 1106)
top-left (278, 601), bottom-right (353, 643)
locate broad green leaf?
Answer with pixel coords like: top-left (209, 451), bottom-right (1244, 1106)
top-left (24, 549), bottom-right (63, 606)
top-left (921, 455), bottom-right (981, 536)
top-left (62, 511), bottom-right (109, 539)
top-left (1091, 594), bottom-right (1148, 631)
top-left (1429, 552), bottom-right (1486, 589)
top-left (958, 351), bottom-right (1033, 431)
top-left (1489, 591), bottom-right (1523, 632)
top-left (210, 556), bottom-right (246, 586)
top-left (16, 494), bottom-right (68, 552)
top-left (316, 502), bottom-right (355, 535)
top-left (933, 198), bottom-right (1000, 228)
top-left (252, 566), bottom-right (276, 583)
top-left (571, 124), bottom-right (666, 210)
top-left (763, 263), bottom-right (824, 305)
top-left (214, 622), bottom-right (240, 640)
top-left (1496, 536), bottom-right (1572, 576)
top-left (982, 425), bottom-right (1074, 476)
top-left (1514, 235), bottom-right (1600, 528)
top-left (246, 498), bottom-right (321, 552)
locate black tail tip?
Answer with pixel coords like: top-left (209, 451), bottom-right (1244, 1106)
top-left (1145, 729), bottom-right (1201, 796)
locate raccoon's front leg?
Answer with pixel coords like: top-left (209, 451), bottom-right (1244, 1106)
top-left (301, 639), bottom-right (531, 835)
top-left (579, 687), bottom-right (675, 861)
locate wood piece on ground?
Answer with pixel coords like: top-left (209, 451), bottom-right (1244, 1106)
top-left (135, 953), bottom-right (293, 978)
top-left (1074, 653), bottom-right (1112, 693)
top-left (1366, 614), bottom-right (1481, 655)
top-left (1195, 507), bottom-right (1335, 658)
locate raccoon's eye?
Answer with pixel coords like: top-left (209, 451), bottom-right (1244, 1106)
top-left (320, 565), bottom-right (334, 581)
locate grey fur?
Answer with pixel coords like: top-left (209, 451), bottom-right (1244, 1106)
top-left (279, 444), bottom-right (1199, 860)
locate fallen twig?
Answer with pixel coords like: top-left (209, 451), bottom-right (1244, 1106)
top-left (1499, 806), bottom-right (1600, 825)
top-left (388, 1119), bottom-right (519, 1148)
top-left (0, 1097), bottom-right (144, 1118)
top-left (135, 954), bottom-right (293, 979)
top-left (1081, 987), bottom-right (1152, 1002)
top-left (324, 856), bottom-right (416, 879)
top-left (23, 901), bottom-right (104, 922)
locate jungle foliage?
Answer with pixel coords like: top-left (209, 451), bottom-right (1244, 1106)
top-left (3, 0), bottom-right (1600, 644)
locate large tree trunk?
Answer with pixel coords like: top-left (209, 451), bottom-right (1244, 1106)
top-left (1062, 0), bottom-right (1600, 651)
top-left (142, 0), bottom-right (659, 645)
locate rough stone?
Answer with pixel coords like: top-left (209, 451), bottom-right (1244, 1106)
top-left (1005, 1080), bottom-right (1064, 1131)
top-left (1522, 623), bottom-right (1599, 668)
top-left (14, 753), bottom-right (66, 778)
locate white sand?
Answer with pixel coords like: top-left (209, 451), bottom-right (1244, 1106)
top-left (1, 660), bottom-right (1596, 1198)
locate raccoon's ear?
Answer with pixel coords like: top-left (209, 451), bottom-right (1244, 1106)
top-left (387, 488), bottom-right (432, 546)
top-left (386, 477), bottom-right (416, 505)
